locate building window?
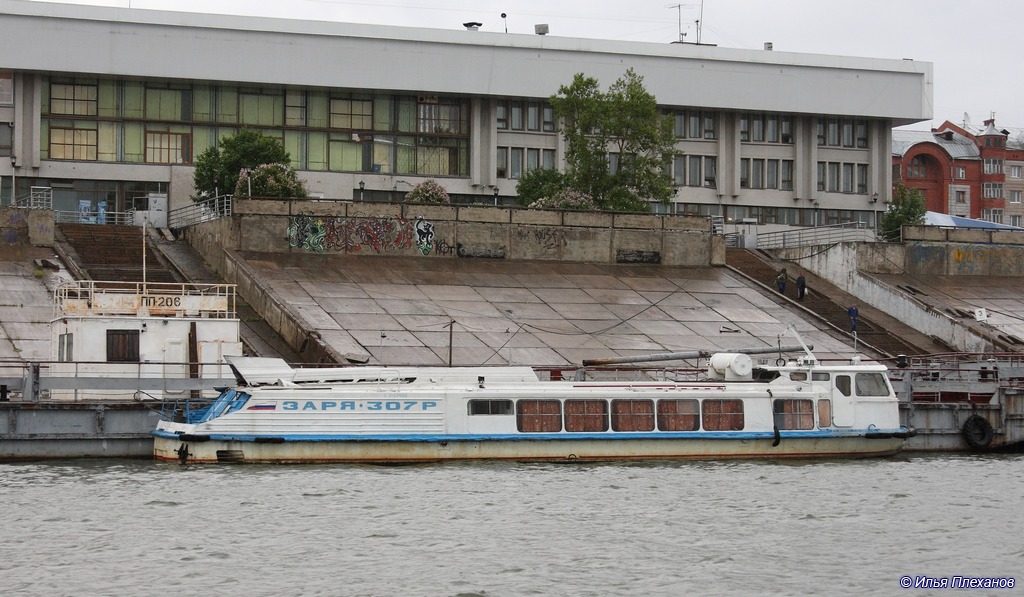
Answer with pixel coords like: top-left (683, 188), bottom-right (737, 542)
top-left (516, 399), bottom-right (561, 432)
top-left (673, 156), bottom-right (686, 186)
top-left (703, 113), bottom-right (717, 139)
top-left (702, 399), bottom-right (744, 431)
top-left (739, 159), bottom-right (749, 189)
top-left (954, 166), bottom-right (966, 179)
top-left (564, 399), bottom-right (608, 432)
top-left (50, 82), bottom-right (98, 116)
top-left (1011, 190), bottom-right (1022, 204)
top-left (907, 156), bottom-right (927, 178)
top-left (527, 148), bottom-right (540, 172)
top-left (856, 121), bottom-right (869, 148)
top-left (856, 164), bottom-right (868, 194)
top-left (50, 125), bottom-right (98, 160)
top-left (106, 330), bottom-right (140, 363)
top-left (956, 190), bottom-right (966, 204)
top-left (542, 104), bottom-right (555, 132)
top-left (981, 208), bottom-right (1004, 224)
top-left (510, 101), bottom-right (524, 130)
top-left (817, 161), bottom-right (826, 191)
top-left (240, 89), bottom-right (284, 126)
top-left (0, 70), bottom-right (12, 105)
top-left (828, 162), bottom-right (840, 192)
top-left (542, 148), bottom-right (556, 169)
top-left (496, 146), bottom-right (508, 178)
top-left (526, 102), bottom-right (541, 131)
top-left (1011, 215), bottom-right (1022, 227)
top-left (751, 159), bottom-right (765, 189)
top-left (145, 131), bottom-right (192, 164)
top-left (496, 100), bottom-right (508, 130)
top-left (704, 157), bottom-right (717, 187)
top-left (510, 147), bottom-right (523, 179)
top-left (766, 160), bottom-right (779, 189)
top-left (984, 158), bottom-right (1004, 174)
top-left (285, 91), bottom-right (306, 126)
top-left (656, 399), bottom-right (700, 431)
top-left (418, 98), bottom-right (466, 134)
top-left (842, 121), bottom-right (854, 147)
top-left (330, 98), bottom-right (373, 130)
top-left (983, 183), bottom-right (1003, 199)
top-left (611, 399), bottom-right (655, 432)
top-left (781, 160), bottom-right (794, 191)
top-left (1010, 165), bottom-right (1022, 178)
top-left (842, 163), bottom-right (854, 193)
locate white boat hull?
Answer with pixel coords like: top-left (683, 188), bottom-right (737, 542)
top-left (154, 434), bottom-right (905, 464)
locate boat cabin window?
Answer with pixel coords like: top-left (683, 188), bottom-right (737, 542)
top-left (611, 399), bottom-right (654, 432)
top-left (855, 372), bottom-right (889, 396)
top-left (812, 372), bottom-right (830, 381)
top-left (818, 399), bottom-right (832, 428)
top-left (58, 332), bottom-right (74, 362)
top-left (789, 372), bottom-right (807, 381)
top-left (773, 399), bottom-right (814, 430)
top-left (517, 400), bottom-right (562, 432)
top-left (657, 399), bottom-right (700, 431)
top-left (106, 329), bottom-right (140, 363)
top-left (702, 399), bottom-right (745, 431)
top-left (468, 399), bottom-right (513, 415)
top-left (565, 399), bottom-right (609, 432)
top-left (836, 375), bottom-right (852, 397)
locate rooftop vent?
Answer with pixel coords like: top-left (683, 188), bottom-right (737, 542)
top-left (764, 42), bottom-right (773, 51)
top-left (535, 24), bottom-right (549, 35)
top-left (463, 22), bottom-right (482, 31)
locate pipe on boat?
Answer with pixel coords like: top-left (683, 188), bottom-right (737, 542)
top-left (581, 344), bottom-right (812, 367)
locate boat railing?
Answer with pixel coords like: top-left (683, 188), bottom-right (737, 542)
top-left (54, 280), bottom-right (237, 319)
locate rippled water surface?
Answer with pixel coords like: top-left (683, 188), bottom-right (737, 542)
top-left (2, 455), bottom-right (1021, 596)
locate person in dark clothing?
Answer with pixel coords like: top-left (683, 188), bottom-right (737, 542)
top-left (848, 305), bottom-right (859, 333)
top-left (796, 272), bottom-right (806, 301)
top-left (775, 268), bottom-right (787, 294)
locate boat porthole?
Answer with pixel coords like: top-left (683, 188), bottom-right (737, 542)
top-left (962, 415), bottom-right (994, 450)
top-left (567, 453), bottom-right (578, 460)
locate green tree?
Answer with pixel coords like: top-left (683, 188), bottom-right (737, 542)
top-left (879, 183), bottom-right (927, 241)
top-left (515, 168), bottom-right (566, 206)
top-left (549, 69), bottom-right (678, 212)
top-left (192, 129), bottom-right (293, 200)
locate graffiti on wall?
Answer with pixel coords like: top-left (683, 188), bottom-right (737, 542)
top-left (515, 227), bottom-right (567, 251)
top-left (287, 213), bottom-right (445, 256)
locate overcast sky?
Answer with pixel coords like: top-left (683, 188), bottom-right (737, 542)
top-left (30, 0), bottom-right (1023, 131)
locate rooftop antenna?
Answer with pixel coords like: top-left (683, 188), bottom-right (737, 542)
top-left (696, 0), bottom-right (704, 44)
top-left (501, 12), bottom-right (507, 33)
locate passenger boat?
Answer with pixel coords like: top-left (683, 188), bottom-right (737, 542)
top-left (152, 346), bottom-right (915, 464)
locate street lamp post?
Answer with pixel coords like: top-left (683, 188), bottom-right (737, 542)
top-left (358, 180), bottom-right (365, 202)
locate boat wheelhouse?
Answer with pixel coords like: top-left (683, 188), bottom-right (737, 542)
top-left (48, 280), bottom-right (243, 401)
top-left (153, 349), bottom-right (913, 463)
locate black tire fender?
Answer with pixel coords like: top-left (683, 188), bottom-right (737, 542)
top-left (962, 415), bottom-right (994, 450)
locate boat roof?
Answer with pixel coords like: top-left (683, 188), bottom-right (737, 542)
top-left (225, 356), bottom-right (542, 386)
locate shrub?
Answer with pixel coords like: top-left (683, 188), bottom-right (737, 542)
top-left (404, 179), bottom-right (451, 204)
top-left (528, 189), bottom-right (598, 211)
top-left (234, 163), bottom-right (308, 199)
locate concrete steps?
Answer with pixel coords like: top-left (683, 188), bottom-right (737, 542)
top-left (726, 248), bottom-right (948, 357)
top-left (58, 223), bottom-right (178, 284)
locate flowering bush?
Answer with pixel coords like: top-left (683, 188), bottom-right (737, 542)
top-left (528, 189), bottom-right (598, 211)
top-left (234, 163), bottom-right (308, 199)
top-left (404, 179), bottom-right (451, 205)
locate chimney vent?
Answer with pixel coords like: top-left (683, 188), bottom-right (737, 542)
top-left (535, 24), bottom-right (549, 35)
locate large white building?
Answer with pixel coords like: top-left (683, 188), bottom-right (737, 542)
top-left (0, 0), bottom-right (932, 227)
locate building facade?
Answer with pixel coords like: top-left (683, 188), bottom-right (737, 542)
top-left (893, 120), bottom-right (1024, 226)
top-left (0, 0), bottom-right (931, 228)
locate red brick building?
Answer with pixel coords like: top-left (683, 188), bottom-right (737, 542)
top-left (892, 119), bottom-right (1024, 226)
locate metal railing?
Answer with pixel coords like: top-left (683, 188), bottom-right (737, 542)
top-left (55, 209), bottom-right (138, 225)
top-left (757, 222), bottom-right (872, 249)
top-left (168, 195), bottom-right (232, 229)
top-left (13, 186), bottom-right (53, 209)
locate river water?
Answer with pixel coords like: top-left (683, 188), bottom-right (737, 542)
top-left (1, 454), bottom-right (1021, 596)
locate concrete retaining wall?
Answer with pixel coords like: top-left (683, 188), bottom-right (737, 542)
top-left (1, 206), bottom-right (54, 247)
top-left (776, 241), bottom-right (990, 352)
top-left (219, 200), bottom-right (721, 267)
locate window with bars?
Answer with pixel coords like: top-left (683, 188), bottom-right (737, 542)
top-left (106, 330), bottom-right (140, 363)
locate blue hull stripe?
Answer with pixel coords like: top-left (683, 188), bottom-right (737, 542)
top-left (153, 428), bottom-right (910, 442)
